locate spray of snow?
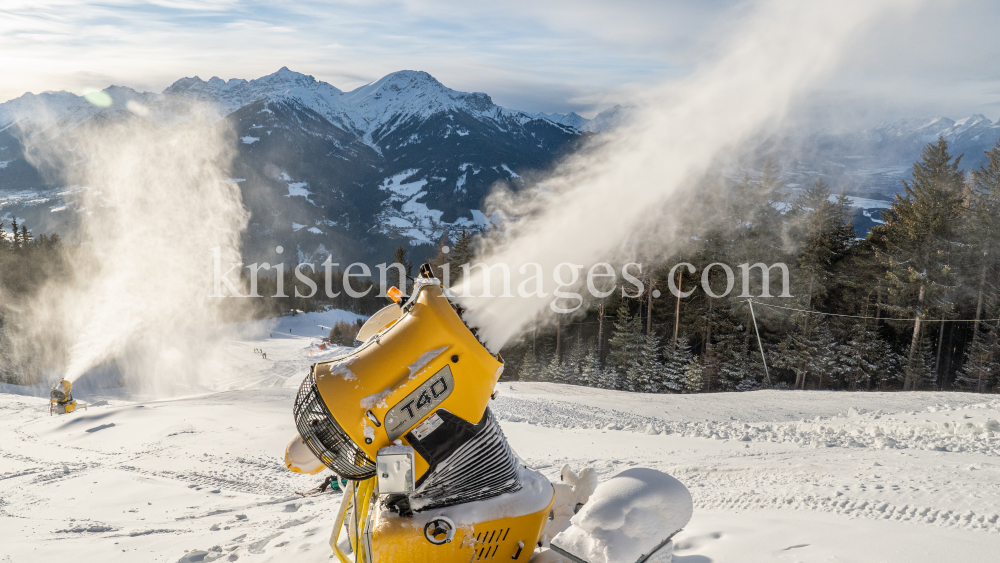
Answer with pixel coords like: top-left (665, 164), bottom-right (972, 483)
top-left (14, 104), bottom-right (249, 393)
top-left (455, 0), bottom-right (918, 352)
top-left (552, 468), bottom-right (693, 563)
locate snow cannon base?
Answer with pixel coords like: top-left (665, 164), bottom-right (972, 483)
top-left (50, 400), bottom-right (78, 415)
top-left (550, 468), bottom-right (693, 563)
top-left (327, 466), bottom-right (554, 562)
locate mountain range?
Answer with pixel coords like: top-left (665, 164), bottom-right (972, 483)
top-left (2, 67), bottom-right (1000, 257)
top-left (0, 68), bottom-right (624, 263)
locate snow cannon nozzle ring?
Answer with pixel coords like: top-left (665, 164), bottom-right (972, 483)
top-left (423, 516), bottom-right (456, 545)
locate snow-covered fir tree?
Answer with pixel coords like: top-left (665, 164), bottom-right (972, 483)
top-left (683, 356), bottom-right (705, 394)
top-left (542, 353), bottom-right (563, 383)
top-left (661, 337), bottom-right (693, 393)
top-left (608, 304), bottom-right (643, 390)
top-left (579, 344), bottom-right (602, 388)
top-left (840, 321), bottom-right (901, 390)
top-left (956, 328), bottom-right (998, 392)
top-left (626, 331), bottom-right (664, 393)
top-left (600, 366), bottom-right (621, 391)
top-left (563, 337), bottom-right (585, 385)
top-left (714, 331), bottom-right (764, 391)
top-left (519, 346), bottom-right (539, 382)
top-left (904, 335), bottom-right (937, 390)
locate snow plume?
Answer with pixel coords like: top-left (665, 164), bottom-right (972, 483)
top-left (455, 0), bottom-right (917, 352)
top-left (17, 105), bottom-right (249, 393)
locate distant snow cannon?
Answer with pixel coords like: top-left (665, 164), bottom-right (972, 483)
top-left (285, 265), bottom-right (555, 561)
top-left (49, 379), bottom-right (78, 415)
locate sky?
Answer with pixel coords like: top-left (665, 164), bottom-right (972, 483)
top-left (2, 0), bottom-right (1000, 123)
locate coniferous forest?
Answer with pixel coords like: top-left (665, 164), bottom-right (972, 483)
top-left (482, 137), bottom-right (1000, 393)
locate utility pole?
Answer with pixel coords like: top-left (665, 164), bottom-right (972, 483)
top-left (672, 268), bottom-right (682, 350)
top-left (646, 274), bottom-right (654, 335)
top-left (555, 315), bottom-right (562, 363)
top-left (747, 299), bottom-right (772, 388)
top-left (596, 301), bottom-right (605, 367)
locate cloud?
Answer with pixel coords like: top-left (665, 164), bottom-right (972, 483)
top-left (1, 0), bottom-right (999, 120)
top-left (0, 0), bottom-right (739, 114)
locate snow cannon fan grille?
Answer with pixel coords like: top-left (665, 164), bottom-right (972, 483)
top-left (293, 372), bottom-right (375, 480)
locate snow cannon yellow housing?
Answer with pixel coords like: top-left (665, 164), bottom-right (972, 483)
top-left (50, 379), bottom-right (77, 415)
top-left (291, 273), bottom-right (554, 562)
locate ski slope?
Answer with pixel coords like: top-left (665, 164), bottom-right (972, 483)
top-left (2, 310), bottom-right (1000, 562)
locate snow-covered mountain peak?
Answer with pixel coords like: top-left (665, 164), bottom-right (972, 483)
top-left (0, 84), bottom-right (164, 134)
top-left (163, 67), bottom-right (345, 118)
top-left (340, 70), bottom-right (500, 134)
top-left (872, 113), bottom-right (1000, 144)
top-left (582, 104), bottom-right (631, 133)
top-left (532, 111), bottom-right (589, 130)
top-left (160, 68), bottom-right (509, 135)
top-left (1, 68), bottom-right (576, 144)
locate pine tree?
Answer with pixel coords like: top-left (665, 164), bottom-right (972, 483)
top-left (389, 246), bottom-right (412, 292)
top-left (956, 328), bottom-right (998, 393)
top-left (881, 137), bottom-right (964, 390)
top-left (793, 179), bottom-right (854, 310)
top-left (964, 138), bottom-right (1000, 342)
top-left (773, 327), bottom-right (810, 389)
top-left (579, 343), bottom-right (602, 388)
top-left (712, 328), bottom-right (765, 392)
top-left (449, 229), bottom-right (476, 285)
top-left (563, 337), bottom-right (585, 385)
top-left (608, 304), bottom-right (643, 389)
top-left (900, 334), bottom-right (936, 391)
top-left (661, 337), bottom-right (692, 393)
top-left (543, 353), bottom-right (562, 383)
top-left (839, 321), bottom-right (900, 390)
top-left (520, 346), bottom-right (539, 382)
top-left (601, 367), bottom-right (621, 391)
top-left (684, 356), bottom-right (705, 394)
top-left (626, 331), bottom-right (663, 393)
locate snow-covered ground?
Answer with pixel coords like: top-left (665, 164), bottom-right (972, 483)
top-left (3, 310), bottom-right (1000, 562)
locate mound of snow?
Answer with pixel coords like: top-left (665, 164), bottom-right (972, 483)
top-left (543, 465), bottom-right (599, 543)
top-left (552, 468), bottom-right (692, 563)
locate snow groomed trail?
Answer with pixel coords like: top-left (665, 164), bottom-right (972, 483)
top-left (2, 310), bottom-right (1000, 562)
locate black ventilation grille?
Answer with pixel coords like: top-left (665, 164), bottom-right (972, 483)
top-left (293, 372), bottom-right (375, 480)
top-left (409, 409), bottom-right (521, 511)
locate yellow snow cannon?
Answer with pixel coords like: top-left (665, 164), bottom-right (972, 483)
top-left (288, 266), bottom-right (554, 562)
top-left (49, 379), bottom-right (78, 415)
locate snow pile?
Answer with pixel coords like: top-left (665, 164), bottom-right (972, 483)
top-left (552, 468), bottom-right (692, 563)
top-left (543, 465), bottom-right (599, 543)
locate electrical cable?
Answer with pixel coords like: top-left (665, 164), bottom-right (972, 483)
top-left (750, 300), bottom-right (1000, 323)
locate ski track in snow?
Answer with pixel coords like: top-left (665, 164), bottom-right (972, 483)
top-left (3, 310), bottom-right (1000, 562)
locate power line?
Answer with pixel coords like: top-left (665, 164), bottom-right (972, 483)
top-left (751, 300), bottom-right (1000, 323)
